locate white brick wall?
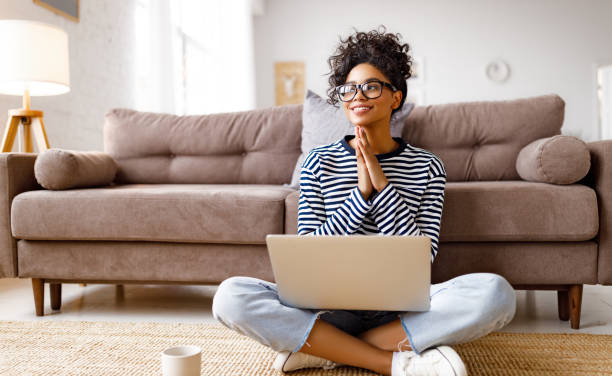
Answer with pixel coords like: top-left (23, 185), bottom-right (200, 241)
top-left (0, 0), bottom-right (136, 151)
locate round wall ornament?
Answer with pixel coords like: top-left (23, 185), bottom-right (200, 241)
top-left (486, 59), bottom-right (511, 83)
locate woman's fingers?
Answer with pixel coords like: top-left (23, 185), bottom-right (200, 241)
top-left (356, 141), bottom-right (368, 173)
top-left (356, 128), bottom-right (366, 161)
top-left (353, 127), bottom-right (389, 193)
top-left (359, 144), bottom-right (377, 181)
top-left (359, 139), bottom-right (374, 170)
top-left (355, 133), bottom-right (373, 200)
top-left (359, 129), bottom-right (372, 157)
top-left (355, 138), bottom-right (364, 161)
top-left (358, 127), bottom-right (370, 147)
top-left (357, 134), bottom-right (389, 192)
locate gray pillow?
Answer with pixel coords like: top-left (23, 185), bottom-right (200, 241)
top-left (287, 90), bottom-right (415, 189)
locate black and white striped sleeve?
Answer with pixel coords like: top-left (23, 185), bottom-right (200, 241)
top-left (369, 158), bottom-right (446, 262)
top-left (297, 154), bottom-right (372, 236)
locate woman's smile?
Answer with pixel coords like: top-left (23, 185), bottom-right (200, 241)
top-left (350, 104), bottom-right (373, 115)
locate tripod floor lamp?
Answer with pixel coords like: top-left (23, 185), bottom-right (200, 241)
top-left (0, 20), bottom-right (70, 153)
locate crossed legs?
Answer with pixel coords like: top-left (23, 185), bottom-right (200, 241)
top-left (298, 318), bottom-right (410, 375)
top-left (357, 318), bottom-right (411, 351)
top-left (212, 273), bottom-right (516, 375)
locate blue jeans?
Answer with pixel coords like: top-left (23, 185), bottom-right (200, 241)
top-left (212, 272), bottom-right (516, 355)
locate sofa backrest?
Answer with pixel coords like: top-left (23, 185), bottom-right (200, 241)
top-left (104, 94), bottom-right (564, 185)
top-left (104, 105), bottom-right (302, 184)
top-left (403, 94), bottom-right (565, 181)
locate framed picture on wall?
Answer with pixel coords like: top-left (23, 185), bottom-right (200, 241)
top-left (33, 0), bottom-right (79, 23)
top-left (275, 61), bottom-right (305, 106)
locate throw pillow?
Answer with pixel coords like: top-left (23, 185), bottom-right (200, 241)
top-left (287, 90), bottom-right (415, 189)
top-left (515, 135), bottom-right (590, 184)
top-left (34, 148), bottom-right (118, 190)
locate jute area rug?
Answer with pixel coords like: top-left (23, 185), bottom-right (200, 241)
top-left (1, 320), bottom-right (611, 375)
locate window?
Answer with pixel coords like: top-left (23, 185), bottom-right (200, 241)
top-left (598, 65), bottom-right (612, 140)
top-left (169, 0), bottom-right (255, 115)
top-left (133, 0), bottom-right (256, 115)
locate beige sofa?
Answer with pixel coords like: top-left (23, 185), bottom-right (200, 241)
top-left (1, 94), bottom-right (610, 330)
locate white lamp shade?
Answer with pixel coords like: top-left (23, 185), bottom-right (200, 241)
top-left (0, 19), bottom-right (70, 96)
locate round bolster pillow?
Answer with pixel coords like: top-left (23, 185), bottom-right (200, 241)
top-left (515, 135), bottom-right (590, 185)
top-left (34, 148), bottom-right (118, 190)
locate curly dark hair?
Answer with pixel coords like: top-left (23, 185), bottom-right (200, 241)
top-left (327, 26), bottom-right (412, 116)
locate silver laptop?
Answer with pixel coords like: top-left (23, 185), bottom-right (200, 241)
top-left (265, 235), bottom-right (431, 311)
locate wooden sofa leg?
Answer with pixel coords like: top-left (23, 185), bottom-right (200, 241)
top-left (31, 278), bottom-right (44, 316)
top-left (569, 284), bottom-right (583, 330)
top-left (50, 283), bottom-right (62, 310)
top-left (557, 290), bottom-right (569, 321)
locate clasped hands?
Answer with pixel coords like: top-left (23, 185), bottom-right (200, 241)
top-left (355, 126), bottom-right (389, 201)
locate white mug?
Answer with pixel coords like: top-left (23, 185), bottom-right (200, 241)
top-left (161, 345), bottom-right (202, 376)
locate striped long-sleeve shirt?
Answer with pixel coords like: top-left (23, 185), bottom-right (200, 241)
top-left (297, 135), bottom-right (447, 262)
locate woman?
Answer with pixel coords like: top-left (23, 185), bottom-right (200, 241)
top-left (212, 27), bottom-right (516, 376)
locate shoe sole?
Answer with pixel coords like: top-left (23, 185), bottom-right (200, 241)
top-left (272, 351), bottom-right (291, 372)
top-left (272, 351), bottom-right (340, 373)
top-left (436, 346), bottom-right (468, 376)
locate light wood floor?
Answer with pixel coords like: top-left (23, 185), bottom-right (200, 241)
top-left (1, 278), bottom-right (611, 334)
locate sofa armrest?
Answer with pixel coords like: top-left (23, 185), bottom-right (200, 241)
top-left (0, 153), bottom-right (41, 278)
top-left (583, 141), bottom-right (612, 284)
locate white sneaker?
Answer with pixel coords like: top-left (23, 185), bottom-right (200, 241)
top-left (272, 350), bottom-right (342, 372)
top-left (397, 346), bottom-right (467, 376)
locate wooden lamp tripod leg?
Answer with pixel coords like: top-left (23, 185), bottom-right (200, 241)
top-left (2, 115), bottom-right (50, 153)
top-left (20, 118), bottom-right (33, 153)
top-left (31, 116), bottom-right (49, 152)
top-left (1, 115), bottom-right (21, 152)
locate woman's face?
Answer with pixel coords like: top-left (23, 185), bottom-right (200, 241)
top-left (341, 63), bottom-right (402, 128)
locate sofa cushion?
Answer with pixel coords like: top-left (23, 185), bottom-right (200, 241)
top-left (439, 181), bottom-right (598, 241)
top-left (403, 94), bottom-right (565, 182)
top-left (515, 135), bottom-right (590, 184)
top-left (34, 149), bottom-right (118, 190)
top-left (104, 105), bottom-right (302, 185)
top-left (11, 184), bottom-right (296, 244)
top-left (283, 181), bottom-right (598, 241)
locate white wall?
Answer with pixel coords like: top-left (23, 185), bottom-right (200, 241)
top-left (2, 0), bottom-right (609, 149)
top-left (0, 0), bottom-right (136, 151)
top-left (254, 0), bottom-right (612, 142)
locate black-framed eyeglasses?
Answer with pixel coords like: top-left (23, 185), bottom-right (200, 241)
top-left (335, 79), bottom-right (397, 102)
